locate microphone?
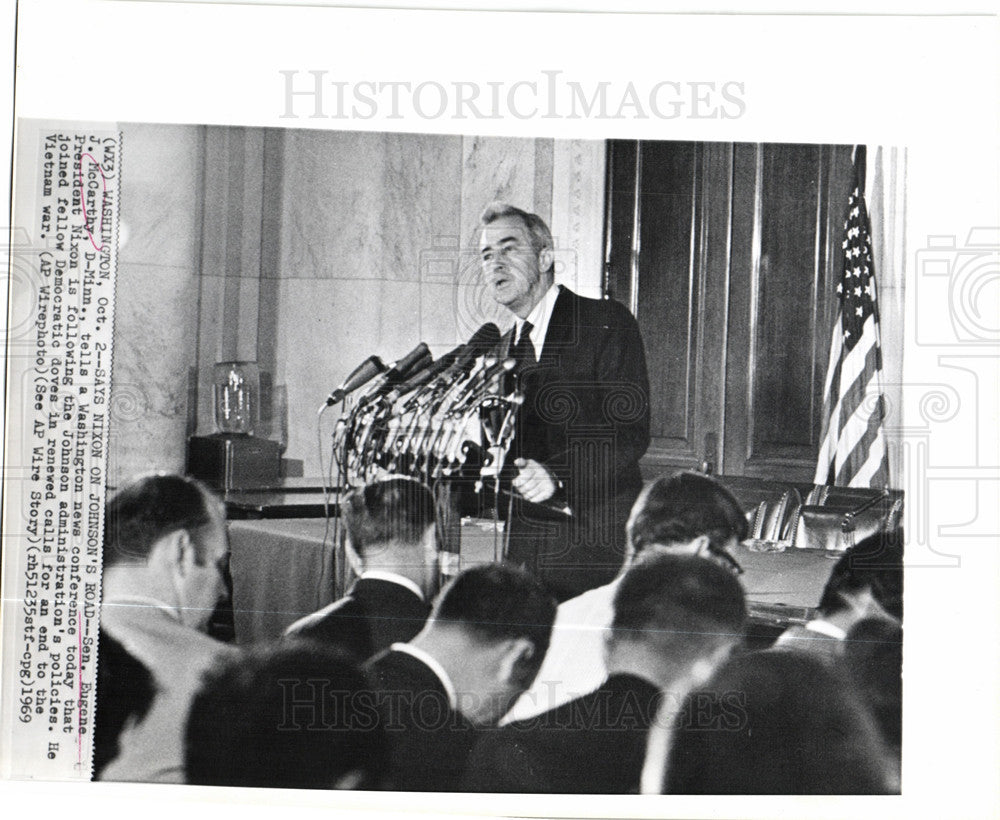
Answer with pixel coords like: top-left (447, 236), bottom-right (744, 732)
top-left (389, 342), bottom-right (432, 382)
top-left (384, 354), bottom-right (447, 405)
top-left (397, 325), bottom-right (502, 411)
top-left (358, 342), bottom-right (431, 405)
top-left (444, 323), bottom-right (501, 380)
top-left (323, 355), bottom-right (387, 407)
top-left (449, 357), bottom-right (513, 409)
top-left (389, 342), bottom-right (466, 408)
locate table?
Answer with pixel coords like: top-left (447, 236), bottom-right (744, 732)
top-left (227, 517), bottom-right (837, 645)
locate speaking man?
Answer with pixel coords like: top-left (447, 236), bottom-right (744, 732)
top-left (477, 202), bottom-right (651, 601)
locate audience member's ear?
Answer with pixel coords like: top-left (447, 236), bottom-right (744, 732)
top-left (839, 585), bottom-right (892, 624)
top-left (688, 534), bottom-right (711, 556)
top-left (333, 768), bottom-right (366, 790)
top-left (687, 642), bottom-right (733, 690)
top-left (174, 530), bottom-right (201, 577)
top-left (421, 522), bottom-right (439, 553)
top-left (147, 528), bottom-right (189, 575)
top-left (343, 534), bottom-right (363, 577)
top-left (497, 637), bottom-right (535, 685)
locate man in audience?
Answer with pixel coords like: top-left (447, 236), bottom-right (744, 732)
top-left (185, 641), bottom-right (388, 789)
top-left (504, 470), bottom-right (747, 723)
top-left (93, 630), bottom-right (155, 779)
top-left (98, 473), bottom-right (237, 782)
top-left (658, 650), bottom-right (898, 794)
top-left (285, 476), bottom-right (438, 659)
top-left (773, 528), bottom-right (903, 660)
top-left (843, 616), bottom-right (903, 758)
top-left (365, 563), bottom-right (556, 791)
top-left (464, 552), bottom-right (747, 793)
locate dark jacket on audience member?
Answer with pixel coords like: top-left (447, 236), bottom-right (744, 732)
top-left (365, 646), bottom-right (479, 792)
top-left (285, 577), bottom-right (430, 660)
top-left (463, 673), bottom-right (662, 793)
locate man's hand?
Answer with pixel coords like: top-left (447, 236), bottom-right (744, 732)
top-left (512, 458), bottom-right (558, 503)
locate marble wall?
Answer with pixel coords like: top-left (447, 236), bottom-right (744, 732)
top-left (267, 131), bottom-right (557, 476)
top-left (109, 124), bottom-right (205, 487)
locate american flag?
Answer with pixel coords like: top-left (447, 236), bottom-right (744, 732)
top-left (814, 147), bottom-right (889, 488)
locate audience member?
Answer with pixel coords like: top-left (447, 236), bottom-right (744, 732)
top-left (774, 528), bottom-right (903, 660)
top-left (93, 629), bottom-right (155, 778)
top-left (505, 471), bottom-right (747, 723)
top-left (365, 563), bottom-right (556, 791)
top-left (465, 552), bottom-right (747, 793)
top-left (659, 650), bottom-right (899, 794)
top-left (842, 616), bottom-right (903, 757)
top-left (285, 476), bottom-right (438, 659)
top-left (185, 641), bottom-right (388, 789)
top-left (98, 473), bottom-right (237, 782)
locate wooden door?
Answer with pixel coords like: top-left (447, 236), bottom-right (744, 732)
top-left (604, 140), bottom-right (854, 482)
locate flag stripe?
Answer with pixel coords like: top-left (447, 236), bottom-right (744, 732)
top-left (835, 398), bottom-right (885, 486)
top-left (814, 150), bottom-right (890, 490)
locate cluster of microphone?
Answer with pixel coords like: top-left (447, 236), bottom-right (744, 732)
top-left (323, 323), bottom-right (522, 488)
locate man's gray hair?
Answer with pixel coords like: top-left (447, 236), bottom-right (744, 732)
top-left (479, 202), bottom-right (555, 276)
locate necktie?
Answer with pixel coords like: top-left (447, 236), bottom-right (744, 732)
top-left (512, 321), bottom-right (535, 368)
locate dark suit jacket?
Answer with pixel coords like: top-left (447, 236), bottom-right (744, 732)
top-left (365, 648), bottom-right (479, 792)
top-left (462, 673), bottom-right (662, 794)
top-left (498, 286), bottom-right (651, 600)
top-left (284, 577), bottom-right (430, 661)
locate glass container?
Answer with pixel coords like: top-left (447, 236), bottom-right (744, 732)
top-left (213, 360), bottom-right (259, 435)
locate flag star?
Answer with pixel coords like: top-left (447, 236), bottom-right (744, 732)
top-left (852, 266), bottom-right (861, 277)
top-left (855, 306), bottom-right (864, 316)
top-left (852, 247), bottom-right (861, 258)
top-left (865, 282), bottom-right (874, 295)
top-left (836, 283), bottom-right (843, 294)
top-left (851, 206), bottom-right (860, 218)
top-left (854, 286), bottom-right (862, 297)
top-left (844, 330), bottom-right (851, 340)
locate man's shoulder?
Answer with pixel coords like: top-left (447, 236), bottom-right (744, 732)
top-left (556, 286), bottom-right (635, 327)
top-left (353, 576), bottom-right (427, 611)
top-left (102, 605), bottom-right (234, 675)
top-left (366, 646), bottom-right (434, 686)
top-left (284, 593), bottom-right (364, 636)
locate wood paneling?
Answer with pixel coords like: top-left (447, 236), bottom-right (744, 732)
top-left (606, 140), bottom-right (854, 483)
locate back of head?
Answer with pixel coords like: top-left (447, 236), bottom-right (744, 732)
top-left (431, 563), bottom-right (556, 685)
top-left (93, 629), bottom-right (155, 778)
top-left (843, 617), bottom-right (903, 753)
top-left (185, 641), bottom-right (388, 789)
top-left (343, 476), bottom-right (437, 556)
top-left (664, 650), bottom-right (897, 794)
top-left (627, 472), bottom-right (748, 558)
top-left (611, 552), bottom-right (747, 667)
top-left (817, 528), bottom-right (903, 621)
top-left (104, 473), bottom-right (218, 567)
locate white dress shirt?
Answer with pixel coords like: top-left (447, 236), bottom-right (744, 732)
top-left (501, 576), bottom-right (620, 724)
top-left (513, 282), bottom-right (561, 362)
